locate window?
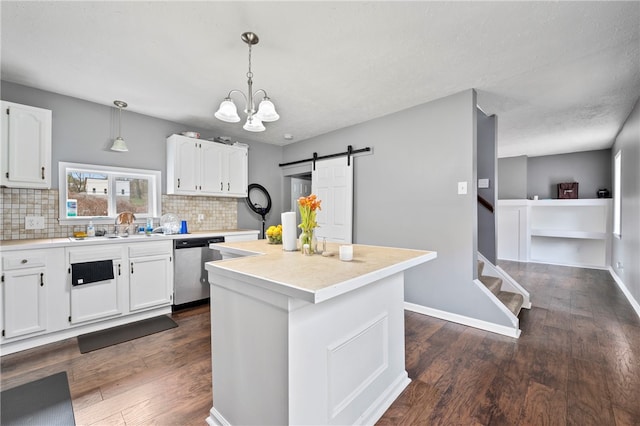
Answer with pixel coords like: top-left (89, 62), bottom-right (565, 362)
top-left (59, 162), bottom-right (161, 224)
top-left (613, 150), bottom-right (621, 238)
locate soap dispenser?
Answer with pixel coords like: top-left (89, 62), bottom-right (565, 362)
top-left (87, 220), bottom-right (95, 237)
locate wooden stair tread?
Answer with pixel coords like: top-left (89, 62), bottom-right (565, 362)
top-left (497, 291), bottom-right (524, 316)
top-left (479, 275), bottom-right (502, 295)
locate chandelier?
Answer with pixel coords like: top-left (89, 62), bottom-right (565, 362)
top-left (214, 32), bottom-right (279, 132)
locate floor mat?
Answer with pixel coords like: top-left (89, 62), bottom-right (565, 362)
top-left (0, 371), bottom-right (75, 426)
top-left (77, 315), bottom-right (178, 353)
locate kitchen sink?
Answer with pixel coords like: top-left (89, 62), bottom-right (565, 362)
top-left (69, 234), bottom-right (167, 242)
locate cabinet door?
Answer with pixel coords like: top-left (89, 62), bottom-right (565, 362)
top-left (129, 254), bottom-right (172, 311)
top-left (225, 146), bottom-right (248, 197)
top-left (1, 101), bottom-right (52, 189)
top-left (2, 267), bottom-right (47, 338)
top-left (200, 141), bottom-right (225, 195)
top-left (172, 137), bottom-right (201, 195)
top-left (70, 263), bottom-right (122, 324)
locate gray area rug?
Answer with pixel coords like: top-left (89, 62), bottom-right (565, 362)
top-left (0, 371), bottom-right (75, 425)
top-left (77, 315), bottom-right (178, 353)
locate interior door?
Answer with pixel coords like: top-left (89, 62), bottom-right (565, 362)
top-left (312, 157), bottom-right (354, 243)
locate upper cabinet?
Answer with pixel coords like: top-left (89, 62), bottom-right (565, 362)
top-left (166, 134), bottom-right (248, 197)
top-left (1, 101), bottom-right (52, 189)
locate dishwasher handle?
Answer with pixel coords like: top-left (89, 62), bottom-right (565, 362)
top-left (174, 236), bottom-right (225, 249)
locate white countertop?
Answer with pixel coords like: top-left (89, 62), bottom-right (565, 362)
top-left (0, 229), bottom-right (259, 251)
top-left (206, 240), bottom-right (437, 303)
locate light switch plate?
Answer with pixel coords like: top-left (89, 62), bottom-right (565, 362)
top-left (457, 181), bottom-right (467, 195)
top-left (25, 216), bottom-right (45, 229)
top-left (478, 178), bottom-right (490, 188)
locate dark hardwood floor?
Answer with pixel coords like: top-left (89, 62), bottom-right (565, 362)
top-left (2, 261), bottom-right (639, 425)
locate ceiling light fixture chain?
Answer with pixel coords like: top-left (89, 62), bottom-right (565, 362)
top-left (214, 32), bottom-right (279, 132)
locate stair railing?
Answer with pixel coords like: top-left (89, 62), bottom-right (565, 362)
top-left (478, 195), bottom-right (494, 213)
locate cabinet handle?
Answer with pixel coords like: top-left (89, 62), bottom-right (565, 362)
top-left (41, 167), bottom-right (45, 180)
top-left (228, 182), bottom-right (230, 191)
top-left (131, 262), bottom-right (134, 274)
top-left (177, 178), bottom-right (181, 188)
top-left (118, 263), bottom-right (121, 276)
top-left (40, 273), bottom-right (44, 287)
top-left (220, 182), bottom-right (223, 191)
top-left (21, 259), bottom-right (28, 264)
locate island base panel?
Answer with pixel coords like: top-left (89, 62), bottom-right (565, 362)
top-left (207, 271), bottom-right (409, 425)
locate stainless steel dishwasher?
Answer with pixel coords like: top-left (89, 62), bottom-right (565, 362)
top-left (173, 236), bottom-right (224, 310)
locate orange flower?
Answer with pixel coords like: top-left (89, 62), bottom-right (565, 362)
top-left (298, 194), bottom-right (322, 231)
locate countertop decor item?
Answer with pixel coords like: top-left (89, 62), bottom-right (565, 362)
top-left (214, 32), bottom-right (279, 132)
top-left (110, 100), bottom-right (129, 152)
top-left (266, 224), bottom-right (282, 244)
top-left (281, 212), bottom-right (297, 251)
top-left (180, 131), bottom-right (200, 139)
top-left (298, 194), bottom-right (321, 254)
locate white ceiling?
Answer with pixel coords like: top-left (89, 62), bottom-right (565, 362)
top-left (2, 1), bottom-right (639, 158)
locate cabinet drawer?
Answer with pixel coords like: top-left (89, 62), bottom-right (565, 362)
top-left (3, 254), bottom-right (46, 270)
top-left (129, 241), bottom-right (172, 258)
top-left (68, 246), bottom-right (123, 264)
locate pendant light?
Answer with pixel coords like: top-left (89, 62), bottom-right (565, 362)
top-left (214, 32), bottom-right (279, 132)
top-left (111, 100), bottom-right (129, 152)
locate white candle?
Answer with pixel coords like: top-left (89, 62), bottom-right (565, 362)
top-left (339, 245), bottom-right (353, 261)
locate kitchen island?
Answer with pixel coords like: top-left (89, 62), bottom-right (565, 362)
top-left (205, 240), bottom-right (437, 425)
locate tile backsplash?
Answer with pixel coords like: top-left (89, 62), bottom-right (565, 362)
top-left (1, 188), bottom-right (238, 241)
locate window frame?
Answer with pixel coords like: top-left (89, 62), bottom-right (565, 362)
top-left (613, 150), bottom-right (622, 239)
top-left (58, 162), bottom-right (162, 225)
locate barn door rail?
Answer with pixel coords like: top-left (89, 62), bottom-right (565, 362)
top-left (278, 145), bottom-right (371, 170)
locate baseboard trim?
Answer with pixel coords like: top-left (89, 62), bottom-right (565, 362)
top-left (608, 267), bottom-right (640, 319)
top-left (206, 407), bottom-right (230, 426)
top-left (404, 302), bottom-right (521, 338)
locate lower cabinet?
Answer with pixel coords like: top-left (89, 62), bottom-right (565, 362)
top-left (2, 263), bottom-right (47, 339)
top-left (128, 242), bottom-right (173, 311)
top-left (1, 248), bottom-right (65, 341)
top-left (68, 246), bottom-right (125, 324)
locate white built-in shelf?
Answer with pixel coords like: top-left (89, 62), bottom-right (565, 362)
top-left (530, 229), bottom-right (607, 240)
top-left (498, 198), bottom-right (612, 269)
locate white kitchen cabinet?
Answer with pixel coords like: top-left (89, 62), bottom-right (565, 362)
top-left (166, 134), bottom-right (201, 195)
top-left (224, 144), bottom-right (248, 197)
top-left (1, 100), bottom-right (52, 189)
top-left (67, 246), bottom-right (125, 324)
top-left (128, 241), bottom-right (173, 311)
top-left (167, 134), bottom-right (248, 197)
top-left (1, 253), bottom-right (47, 339)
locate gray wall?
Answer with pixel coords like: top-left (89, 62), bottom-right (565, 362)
top-left (527, 149), bottom-right (612, 199)
top-left (1, 81), bottom-right (285, 231)
top-left (498, 150), bottom-right (612, 200)
top-left (498, 156), bottom-right (527, 199)
top-left (282, 89), bottom-right (513, 326)
top-left (611, 97), bottom-right (640, 311)
top-left (477, 109), bottom-right (496, 264)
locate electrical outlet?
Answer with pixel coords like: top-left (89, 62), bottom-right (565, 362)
top-left (25, 216), bottom-right (45, 230)
top-left (197, 214), bottom-right (204, 222)
top-left (457, 181), bottom-right (468, 195)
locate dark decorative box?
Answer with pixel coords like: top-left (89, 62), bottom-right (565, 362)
top-left (558, 182), bottom-right (579, 199)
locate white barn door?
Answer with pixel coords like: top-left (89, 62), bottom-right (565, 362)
top-left (312, 157), bottom-right (353, 243)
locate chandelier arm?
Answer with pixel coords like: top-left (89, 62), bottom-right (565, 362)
top-left (225, 89), bottom-right (248, 104)
top-left (253, 89), bottom-right (270, 100)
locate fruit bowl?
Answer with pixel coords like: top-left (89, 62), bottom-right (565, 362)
top-left (266, 224), bottom-right (283, 244)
